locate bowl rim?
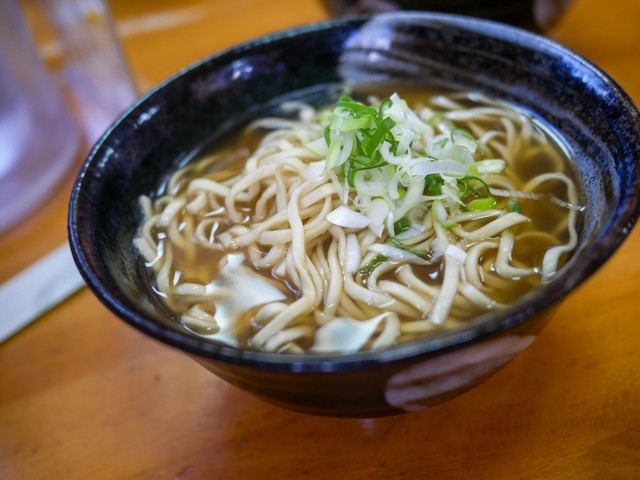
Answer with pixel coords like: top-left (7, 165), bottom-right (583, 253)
top-left (68, 12), bottom-right (640, 372)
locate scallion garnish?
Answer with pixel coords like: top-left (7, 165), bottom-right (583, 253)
top-left (450, 127), bottom-right (475, 143)
top-left (426, 112), bottom-right (447, 125)
top-left (386, 237), bottom-right (432, 259)
top-left (458, 176), bottom-right (491, 198)
top-left (393, 217), bottom-right (411, 235)
top-left (467, 197), bottom-right (497, 211)
top-left (322, 93), bottom-right (511, 238)
top-left (506, 197), bottom-right (523, 213)
top-left (425, 174), bottom-right (444, 196)
top-left (359, 254), bottom-right (388, 276)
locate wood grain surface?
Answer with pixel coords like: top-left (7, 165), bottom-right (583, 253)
top-left (1, 0), bottom-right (639, 478)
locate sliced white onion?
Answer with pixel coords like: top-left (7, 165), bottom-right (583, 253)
top-left (451, 133), bottom-right (477, 156)
top-left (326, 138), bottom-right (341, 169)
top-left (385, 93), bottom-right (431, 135)
top-left (440, 143), bottom-right (474, 169)
top-left (338, 131), bottom-right (355, 167)
top-left (345, 233), bottom-right (361, 273)
top-left (392, 175), bottom-right (425, 221)
top-left (327, 132), bottom-right (354, 170)
top-left (441, 184), bottom-right (465, 206)
top-left (353, 168), bottom-right (390, 196)
top-left (445, 243), bottom-right (467, 264)
top-left (411, 159), bottom-right (468, 176)
top-left (366, 198), bottom-right (390, 237)
top-left (305, 138), bottom-right (328, 156)
top-left (476, 159), bottom-right (506, 175)
top-left (392, 122), bottom-right (415, 155)
top-left (426, 133), bottom-right (450, 157)
top-left (327, 205), bottom-right (371, 229)
top-left (379, 140), bottom-right (412, 166)
top-left (206, 254), bottom-right (287, 346)
top-left (395, 223), bottom-right (425, 240)
top-left (304, 160), bottom-right (327, 181)
top-left (310, 313), bottom-right (392, 353)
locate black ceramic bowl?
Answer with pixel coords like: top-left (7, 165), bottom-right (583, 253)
top-left (69, 13), bottom-right (640, 417)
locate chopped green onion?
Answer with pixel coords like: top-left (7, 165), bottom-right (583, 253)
top-left (330, 115), bottom-right (373, 132)
top-left (325, 138), bottom-right (342, 169)
top-left (387, 237), bottom-right (432, 259)
top-left (425, 174), bottom-right (444, 196)
top-left (323, 125), bottom-right (331, 146)
top-left (506, 197), bottom-right (523, 213)
top-left (458, 176), bottom-right (491, 198)
top-left (432, 200), bottom-right (459, 229)
top-left (322, 94), bottom-right (514, 241)
top-left (359, 254), bottom-right (388, 276)
top-left (393, 217), bottom-right (411, 235)
top-left (450, 127), bottom-right (475, 142)
top-left (337, 96), bottom-right (377, 115)
top-left (433, 137), bottom-right (449, 150)
top-left (467, 197), bottom-right (497, 211)
top-left (378, 98), bottom-right (393, 113)
top-left (363, 117), bottom-right (396, 157)
top-left (426, 112), bottom-right (447, 125)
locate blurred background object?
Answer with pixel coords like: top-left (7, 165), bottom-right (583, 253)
top-left (321, 0), bottom-right (574, 32)
top-left (39, 0), bottom-right (137, 143)
top-left (0, 1), bottom-right (80, 235)
top-left (0, 0), bottom-right (136, 236)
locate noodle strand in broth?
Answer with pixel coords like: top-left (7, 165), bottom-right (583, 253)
top-left (135, 90), bottom-right (582, 354)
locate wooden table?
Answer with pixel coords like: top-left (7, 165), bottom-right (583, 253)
top-left (1, 0), bottom-right (639, 478)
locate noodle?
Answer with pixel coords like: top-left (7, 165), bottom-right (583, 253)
top-left (135, 89), bottom-right (582, 353)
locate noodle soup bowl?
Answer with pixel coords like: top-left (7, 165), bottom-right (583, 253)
top-left (69, 13), bottom-right (640, 417)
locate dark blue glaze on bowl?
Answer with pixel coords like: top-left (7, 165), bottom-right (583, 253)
top-left (68, 13), bottom-right (640, 417)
